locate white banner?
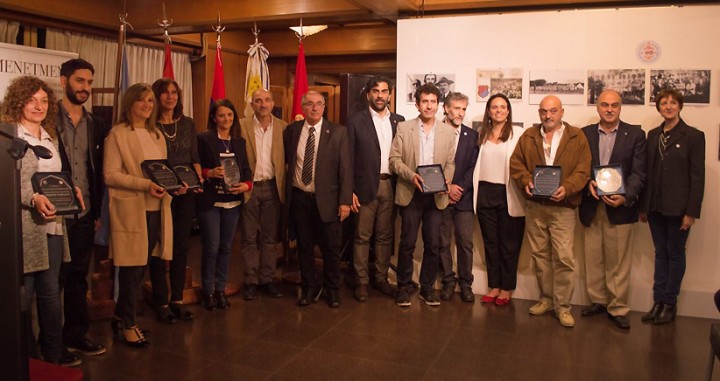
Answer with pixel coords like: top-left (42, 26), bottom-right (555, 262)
top-left (0, 42), bottom-right (78, 101)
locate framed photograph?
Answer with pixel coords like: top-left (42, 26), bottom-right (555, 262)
top-left (476, 68), bottom-right (524, 102)
top-left (529, 70), bottom-right (585, 105)
top-left (587, 69), bottom-right (646, 105)
top-left (650, 69), bottom-right (711, 105)
top-left (406, 73), bottom-right (455, 103)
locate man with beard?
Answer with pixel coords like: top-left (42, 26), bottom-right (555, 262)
top-left (238, 89), bottom-right (287, 300)
top-left (56, 58), bottom-right (108, 356)
top-left (438, 92), bottom-right (478, 302)
top-left (390, 83), bottom-right (455, 307)
top-left (347, 76), bottom-right (405, 302)
top-left (510, 95), bottom-right (591, 328)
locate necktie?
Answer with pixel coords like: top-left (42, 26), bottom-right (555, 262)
top-left (301, 126), bottom-right (315, 185)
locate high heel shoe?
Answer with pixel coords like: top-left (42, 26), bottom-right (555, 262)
top-left (170, 302), bottom-right (194, 321)
top-left (122, 325), bottom-right (149, 348)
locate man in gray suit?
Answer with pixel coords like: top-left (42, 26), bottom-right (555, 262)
top-left (390, 83), bottom-right (456, 307)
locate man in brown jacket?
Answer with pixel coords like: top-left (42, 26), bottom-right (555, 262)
top-left (509, 95), bottom-right (591, 328)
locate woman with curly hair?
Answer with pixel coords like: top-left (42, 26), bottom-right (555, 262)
top-left (2, 75), bottom-right (82, 366)
top-left (104, 83), bottom-right (184, 347)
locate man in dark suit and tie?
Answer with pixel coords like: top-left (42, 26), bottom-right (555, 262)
top-left (438, 92), bottom-right (478, 303)
top-left (579, 90), bottom-right (646, 329)
top-left (347, 76), bottom-right (405, 302)
top-left (284, 91), bottom-right (352, 308)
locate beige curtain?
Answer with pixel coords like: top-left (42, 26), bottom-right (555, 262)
top-left (0, 20), bottom-right (20, 43)
top-left (45, 28), bottom-right (193, 118)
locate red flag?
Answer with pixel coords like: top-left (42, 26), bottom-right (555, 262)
top-left (162, 42), bottom-right (174, 79)
top-left (291, 41), bottom-right (309, 120)
top-left (211, 42), bottom-right (226, 104)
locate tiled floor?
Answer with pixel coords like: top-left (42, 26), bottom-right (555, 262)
top-left (75, 235), bottom-right (718, 381)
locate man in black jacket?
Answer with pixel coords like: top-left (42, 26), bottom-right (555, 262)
top-left (56, 58), bottom-right (107, 357)
top-left (347, 76), bottom-right (405, 302)
top-left (579, 90), bottom-right (646, 329)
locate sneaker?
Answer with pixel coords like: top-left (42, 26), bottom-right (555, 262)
top-left (66, 337), bottom-right (107, 356)
top-left (260, 282), bottom-right (283, 298)
top-left (243, 283), bottom-right (258, 300)
top-left (354, 284), bottom-right (368, 302)
top-left (395, 287), bottom-right (411, 307)
top-left (557, 311), bottom-right (575, 327)
top-left (529, 300), bottom-right (553, 315)
top-left (419, 289), bottom-right (441, 306)
top-left (58, 349), bottom-right (82, 367)
top-left (440, 282), bottom-right (455, 301)
top-left (373, 280), bottom-right (398, 297)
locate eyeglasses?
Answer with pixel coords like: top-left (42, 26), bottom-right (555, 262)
top-left (303, 102), bottom-right (325, 109)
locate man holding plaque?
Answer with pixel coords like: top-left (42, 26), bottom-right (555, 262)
top-left (55, 58), bottom-right (108, 355)
top-left (509, 95), bottom-right (591, 327)
top-left (238, 89), bottom-right (287, 300)
top-left (284, 91), bottom-right (352, 308)
top-left (347, 76), bottom-right (405, 302)
top-left (389, 83), bottom-right (456, 307)
top-left (579, 90), bottom-right (646, 329)
top-left (438, 92), bottom-right (478, 302)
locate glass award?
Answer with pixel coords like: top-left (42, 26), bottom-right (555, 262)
top-left (173, 164), bottom-right (202, 191)
top-left (141, 159), bottom-right (183, 192)
top-left (417, 164), bottom-right (448, 194)
top-left (31, 172), bottom-right (82, 215)
top-left (594, 164), bottom-right (626, 196)
top-left (532, 165), bottom-right (562, 197)
top-left (220, 155), bottom-right (241, 192)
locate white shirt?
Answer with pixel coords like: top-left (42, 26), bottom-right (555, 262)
top-left (539, 122), bottom-right (565, 166)
top-left (370, 107), bottom-right (393, 174)
top-left (479, 140), bottom-right (508, 184)
top-left (18, 124), bottom-right (63, 235)
top-left (418, 119), bottom-right (435, 166)
top-left (293, 119), bottom-right (322, 192)
top-left (253, 115), bottom-right (275, 181)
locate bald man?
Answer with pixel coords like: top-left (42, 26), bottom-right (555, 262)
top-left (509, 95), bottom-right (591, 327)
top-left (238, 89), bottom-right (287, 300)
top-left (579, 90), bottom-right (646, 329)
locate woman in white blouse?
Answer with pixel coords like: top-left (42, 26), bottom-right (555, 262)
top-left (472, 93), bottom-right (526, 306)
top-left (1, 76), bottom-right (83, 366)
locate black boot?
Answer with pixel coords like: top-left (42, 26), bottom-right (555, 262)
top-left (654, 304), bottom-right (676, 325)
top-left (641, 303), bottom-right (663, 322)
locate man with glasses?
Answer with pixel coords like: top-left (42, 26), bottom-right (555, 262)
top-left (510, 95), bottom-right (591, 327)
top-left (284, 91), bottom-right (352, 308)
top-left (347, 76), bottom-right (405, 302)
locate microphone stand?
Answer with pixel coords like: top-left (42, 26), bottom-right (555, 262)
top-left (0, 124), bottom-right (32, 381)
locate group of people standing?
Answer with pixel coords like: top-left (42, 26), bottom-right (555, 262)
top-left (4, 60), bottom-right (704, 366)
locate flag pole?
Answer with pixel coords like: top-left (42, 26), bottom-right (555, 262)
top-left (112, 1), bottom-right (131, 123)
top-left (158, 2), bottom-right (175, 79)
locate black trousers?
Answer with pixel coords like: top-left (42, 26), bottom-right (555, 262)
top-left (149, 193), bottom-right (195, 306)
top-left (291, 188), bottom-right (342, 291)
top-left (476, 182), bottom-right (525, 291)
top-left (397, 192), bottom-right (442, 291)
top-left (115, 211), bottom-right (160, 326)
top-left (61, 212), bottom-right (95, 344)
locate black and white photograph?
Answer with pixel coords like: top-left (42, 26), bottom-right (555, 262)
top-left (529, 69), bottom-right (585, 105)
top-left (476, 68), bottom-right (524, 102)
top-left (587, 69), bottom-right (646, 105)
top-left (650, 69), bottom-right (711, 104)
top-left (406, 73), bottom-right (455, 103)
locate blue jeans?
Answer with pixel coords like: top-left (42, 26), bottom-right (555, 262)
top-left (198, 205), bottom-right (241, 295)
top-left (25, 234), bottom-right (63, 363)
top-left (648, 212), bottom-right (690, 305)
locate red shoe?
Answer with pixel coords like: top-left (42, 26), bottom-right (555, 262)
top-left (481, 295), bottom-right (497, 303)
top-left (495, 297), bottom-right (510, 306)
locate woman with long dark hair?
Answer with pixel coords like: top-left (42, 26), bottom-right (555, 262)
top-left (472, 93), bottom-right (526, 306)
top-left (640, 89), bottom-right (705, 324)
top-left (197, 99), bottom-right (252, 310)
top-left (2, 75), bottom-right (82, 366)
top-left (149, 78), bottom-right (201, 323)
